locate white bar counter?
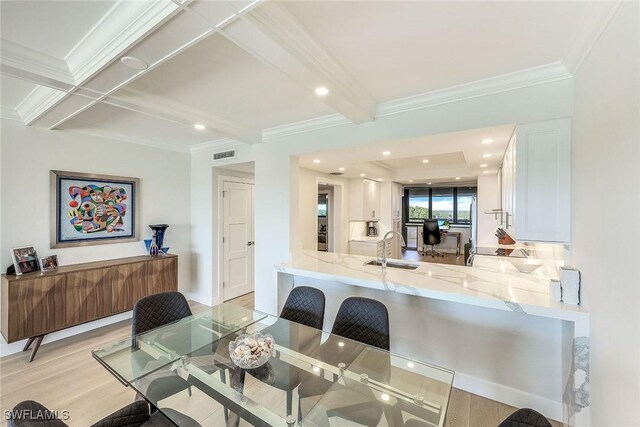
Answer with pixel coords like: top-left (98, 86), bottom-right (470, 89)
top-left (275, 250), bottom-right (590, 426)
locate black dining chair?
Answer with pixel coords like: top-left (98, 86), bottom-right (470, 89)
top-left (297, 297), bottom-right (390, 426)
top-left (248, 286), bottom-right (326, 417)
top-left (498, 408), bottom-right (554, 427)
top-left (403, 407), bottom-right (553, 427)
top-left (423, 219), bottom-right (444, 257)
top-left (131, 292), bottom-right (195, 407)
top-left (9, 400), bottom-right (201, 427)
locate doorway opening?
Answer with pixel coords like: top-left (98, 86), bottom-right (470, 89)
top-left (317, 184), bottom-right (334, 252)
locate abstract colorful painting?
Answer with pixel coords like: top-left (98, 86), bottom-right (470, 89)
top-left (51, 171), bottom-right (139, 248)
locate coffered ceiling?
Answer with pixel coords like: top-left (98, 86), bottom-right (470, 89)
top-left (0, 0), bottom-right (621, 152)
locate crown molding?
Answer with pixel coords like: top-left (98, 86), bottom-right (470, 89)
top-left (259, 62), bottom-right (571, 142)
top-left (562, 1), bottom-right (623, 75)
top-left (262, 114), bottom-right (351, 141)
top-left (0, 39), bottom-right (74, 85)
top-left (15, 86), bottom-right (68, 124)
top-left (222, 1), bottom-right (378, 124)
top-left (377, 62), bottom-right (571, 117)
top-left (0, 106), bottom-right (21, 122)
top-left (189, 138), bottom-right (242, 153)
top-left (65, 0), bottom-right (180, 84)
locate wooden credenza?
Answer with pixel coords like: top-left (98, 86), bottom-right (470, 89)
top-left (1, 255), bottom-right (177, 360)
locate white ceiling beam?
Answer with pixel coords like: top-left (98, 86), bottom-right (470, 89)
top-left (104, 88), bottom-right (262, 144)
top-left (0, 40), bottom-right (75, 85)
top-left (220, 1), bottom-right (378, 124)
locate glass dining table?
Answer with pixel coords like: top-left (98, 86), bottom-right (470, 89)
top-left (93, 303), bottom-right (454, 427)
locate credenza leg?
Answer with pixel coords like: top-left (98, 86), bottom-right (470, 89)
top-left (28, 335), bottom-right (45, 362)
top-left (23, 337), bottom-right (35, 352)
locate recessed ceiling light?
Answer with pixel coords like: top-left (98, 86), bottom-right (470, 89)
top-left (407, 362), bottom-right (415, 368)
top-left (483, 153), bottom-right (492, 158)
top-left (313, 159), bottom-right (321, 164)
top-left (382, 151), bottom-right (391, 156)
top-left (483, 170), bottom-right (490, 174)
top-left (422, 159), bottom-right (429, 164)
top-left (360, 173), bottom-right (366, 177)
top-left (455, 177), bottom-right (461, 180)
top-left (381, 393), bottom-right (390, 401)
top-left (481, 138), bottom-right (493, 144)
top-left (120, 56), bottom-right (148, 70)
top-left (194, 123), bottom-right (205, 130)
top-left (315, 86), bottom-right (329, 97)
top-left (338, 167), bottom-right (345, 171)
top-left (409, 179), bottom-right (414, 183)
top-left (480, 164), bottom-right (488, 168)
top-left (427, 182), bottom-right (432, 185)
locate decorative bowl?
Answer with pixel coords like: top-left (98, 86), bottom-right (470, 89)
top-left (229, 333), bottom-right (274, 369)
top-left (507, 258), bottom-right (543, 274)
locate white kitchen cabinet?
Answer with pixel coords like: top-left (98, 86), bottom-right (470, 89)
top-left (349, 178), bottom-right (381, 220)
top-left (391, 182), bottom-right (403, 220)
top-left (500, 118), bottom-right (571, 242)
top-left (348, 240), bottom-right (392, 258)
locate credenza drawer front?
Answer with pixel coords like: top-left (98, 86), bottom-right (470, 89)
top-left (8, 276), bottom-right (65, 342)
top-left (112, 262), bottom-right (148, 312)
top-left (65, 267), bottom-right (114, 325)
top-left (148, 257), bottom-right (178, 294)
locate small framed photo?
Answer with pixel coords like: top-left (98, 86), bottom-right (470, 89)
top-left (10, 246), bottom-right (40, 275)
top-left (40, 255), bottom-right (59, 273)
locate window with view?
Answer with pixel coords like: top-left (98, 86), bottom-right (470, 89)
top-left (456, 187), bottom-right (475, 224)
top-left (408, 189), bottom-right (430, 220)
top-left (405, 186), bottom-right (476, 225)
top-left (431, 188), bottom-right (454, 220)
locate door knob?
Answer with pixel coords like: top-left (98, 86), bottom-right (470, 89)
top-left (247, 241), bottom-right (253, 246)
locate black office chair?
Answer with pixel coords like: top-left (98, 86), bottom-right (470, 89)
top-left (249, 286), bottom-right (326, 417)
top-left (423, 219), bottom-right (444, 257)
top-left (132, 292), bottom-right (194, 407)
top-left (498, 408), bottom-right (553, 427)
top-left (9, 400), bottom-right (200, 427)
top-left (297, 297), bottom-right (390, 426)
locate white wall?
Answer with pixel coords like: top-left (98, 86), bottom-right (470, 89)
top-left (571, 2), bottom-right (640, 425)
top-left (477, 173), bottom-right (500, 244)
top-left (0, 119), bottom-right (191, 354)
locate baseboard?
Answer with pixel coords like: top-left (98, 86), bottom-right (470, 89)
top-left (454, 371), bottom-right (563, 422)
top-left (0, 311), bottom-right (132, 357)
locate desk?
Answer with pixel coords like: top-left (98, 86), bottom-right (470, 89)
top-left (405, 224), bottom-right (463, 255)
top-left (94, 302), bottom-right (454, 427)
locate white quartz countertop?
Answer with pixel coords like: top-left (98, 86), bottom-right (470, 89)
top-left (276, 250), bottom-right (588, 322)
top-left (348, 236), bottom-right (386, 242)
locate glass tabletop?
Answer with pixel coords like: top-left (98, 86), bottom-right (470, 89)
top-left (93, 302), bottom-right (454, 427)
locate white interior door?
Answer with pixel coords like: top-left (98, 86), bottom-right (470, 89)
top-left (223, 180), bottom-right (254, 301)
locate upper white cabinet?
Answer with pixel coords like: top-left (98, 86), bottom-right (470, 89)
top-left (391, 182), bottom-right (403, 220)
top-left (500, 118), bottom-right (571, 242)
top-left (349, 178), bottom-right (381, 220)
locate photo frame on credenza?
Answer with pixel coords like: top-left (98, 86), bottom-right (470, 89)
top-left (40, 255), bottom-right (59, 273)
top-left (51, 170), bottom-right (140, 248)
top-left (10, 246), bottom-right (40, 275)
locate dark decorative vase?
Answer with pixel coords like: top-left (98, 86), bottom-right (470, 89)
top-left (149, 224), bottom-right (169, 252)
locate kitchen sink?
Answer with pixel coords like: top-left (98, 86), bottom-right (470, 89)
top-left (364, 260), bottom-right (420, 270)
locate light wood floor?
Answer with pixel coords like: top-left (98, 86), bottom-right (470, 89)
top-left (0, 292), bottom-right (561, 427)
top-left (402, 249), bottom-right (466, 266)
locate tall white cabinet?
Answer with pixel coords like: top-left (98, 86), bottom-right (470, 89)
top-left (500, 118), bottom-right (571, 242)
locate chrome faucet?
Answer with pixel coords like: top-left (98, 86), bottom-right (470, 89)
top-left (381, 231), bottom-right (406, 269)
